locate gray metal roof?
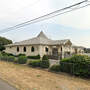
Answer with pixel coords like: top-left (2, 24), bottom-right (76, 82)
top-left (6, 31), bottom-right (71, 46)
top-left (72, 45), bottom-right (85, 49)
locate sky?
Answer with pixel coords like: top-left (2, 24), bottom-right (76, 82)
top-left (0, 0), bottom-right (90, 48)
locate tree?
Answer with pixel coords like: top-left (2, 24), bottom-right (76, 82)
top-left (0, 37), bottom-right (12, 51)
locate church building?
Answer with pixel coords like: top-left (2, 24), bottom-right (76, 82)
top-left (5, 31), bottom-right (84, 59)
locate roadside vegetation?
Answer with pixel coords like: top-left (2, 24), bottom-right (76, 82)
top-left (0, 52), bottom-right (90, 90)
top-left (60, 55), bottom-right (90, 78)
top-left (0, 52), bottom-right (90, 78)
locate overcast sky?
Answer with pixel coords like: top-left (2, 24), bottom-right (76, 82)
top-left (0, 0), bottom-right (90, 48)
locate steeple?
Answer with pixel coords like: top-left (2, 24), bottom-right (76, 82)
top-left (37, 31), bottom-right (48, 39)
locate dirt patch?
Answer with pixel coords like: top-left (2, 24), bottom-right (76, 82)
top-left (0, 61), bottom-right (90, 90)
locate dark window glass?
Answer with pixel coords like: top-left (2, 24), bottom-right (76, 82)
top-left (23, 47), bottom-right (26, 52)
top-left (45, 47), bottom-right (48, 52)
top-left (61, 47), bottom-right (62, 52)
top-left (17, 47), bottom-right (19, 52)
top-left (31, 46), bottom-right (34, 52)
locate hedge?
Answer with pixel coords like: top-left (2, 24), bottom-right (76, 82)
top-left (13, 59), bottom-right (18, 64)
top-left (1, 52), bottom-right (14, 56)
top-left (16, 54), bottom-right (26, 57)
top-left (18, 56), bottom-right (27, 64)
top-left (7, 56), bottom-right (15, 62)
top-left (0, 53), bottom-right (15, 62)
top-left (27, 55), bottom-right (40, 59)
top-left (40, 55), bottom-right (50, 68)
top-left (28, 55), bottom-right (50, 68)
top-left (28, 60), bottom-right (41, 67)
top-left (60, 55), bottom-right (90, 78)
top-left (49, 65), bottom-right (60, 72)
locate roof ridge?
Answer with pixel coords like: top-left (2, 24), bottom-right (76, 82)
top-left (37, 31), bottom-right (48, 39)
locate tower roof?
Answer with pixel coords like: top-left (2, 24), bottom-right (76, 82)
top-left (37, 31), bottom-right (48, 39)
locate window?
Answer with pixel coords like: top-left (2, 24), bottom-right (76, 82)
top-left (45, 47), bottom-right (48, 52)
top-left (31, 46), bottom-right (34, 52)
top-left (17, 47), bottom-right (19, 52)
top-left (61, 47), bottom-right (62, 52)
top-left (23, 47), bottom-right (26, 52)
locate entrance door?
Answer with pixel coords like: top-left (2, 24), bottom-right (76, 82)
top-left (52, 48), bottom-right (58, 60)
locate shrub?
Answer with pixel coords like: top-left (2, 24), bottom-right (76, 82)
top-left (13, 59), bottom-right (18, 64)
top-left (60, 62), bottom-right (74, 74)
top-left (7, 53), bottom-right (14, 56)
top-left (27, 55), bottom-right (40, 59)
top-left (50, 65), bottom-right (60, 72)
top-left (28, 60), bottom-right (41, 67)
top-left (40, 55), bottom-right (50, 68)
top-left (60, 55), bottom-right (90, 77)
top-left (42, 55), bottom-right (48, 60)
top-left (16, 54), bottom-right (26, 57)
top-left (1, 52), bottom-right (9, 56)
top-left (0, 53), bottom-right (3, 60)
top-left (1, 55), bottom-right (9, 61)
top-left (0, 52), bottom-right (15, 62)
top-left (1, 52), bottom-right (15, 57)
top-left (18, 56), bottom-right (27, 64)
top-left (8, 56), bottom-right (15, 62)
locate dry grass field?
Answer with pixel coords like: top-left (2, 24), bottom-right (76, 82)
top-left (0, 61), bottom-right (90, 90)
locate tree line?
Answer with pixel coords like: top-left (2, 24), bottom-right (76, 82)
top-left (0, 36), bottom-right (12, 51)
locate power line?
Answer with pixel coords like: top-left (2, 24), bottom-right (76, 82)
top-left (0, 0), bottom-right (90, 34)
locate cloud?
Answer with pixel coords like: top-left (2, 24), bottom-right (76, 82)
top-left (1, 23), bottom-right (90, 48)
top-left (49, 0), bottom-right (90, 29)
top-left (0, 0), bottom-right (90, 48)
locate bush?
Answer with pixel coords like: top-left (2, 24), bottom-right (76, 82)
top-left (0, 54), bottom-right (15, 62)
top-left (18, 56), bottom-right (27, 64)
top-left (50, 65), bottom-right (60, 72)
top-left (42, 55), bottom-right (48, 60)
top-left (60, 62), bottom-right (74, 74)
top-left (60, 55), bottom-right (90, 78)
top-left (0, 53), bottom-right (3, 60)
top-left (8, 56), bottom-right (15, 62)
top-left (28, 60), bottom-right (41, 67)
top-left (1, 52), bottom-right (15, 57)
top-left (1, 52), bottom-right (9, 56)
top-left (40, 55), bottom-right (50, 68)
top-left (7, 53), bottom-right (14, 56)
top-left (16, 54), bottom-right (26, 57)
top-left (27, 55), bottom-right (40, 59)
top-left (0, 55), bottom-right (9, 61)
top-left (13, 59), bottom-right (18, 64)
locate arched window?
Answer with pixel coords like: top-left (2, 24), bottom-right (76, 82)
top-left (61, 47), bottom-right (62, 52)
top-left (31, 46), bottom-right (34, 52)
top-left (17, 47), bottom-right (19, 52)
top-left (45, 47), bottom-right (48, 52)
top-left (23, 47), bottom-right (26, 52)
